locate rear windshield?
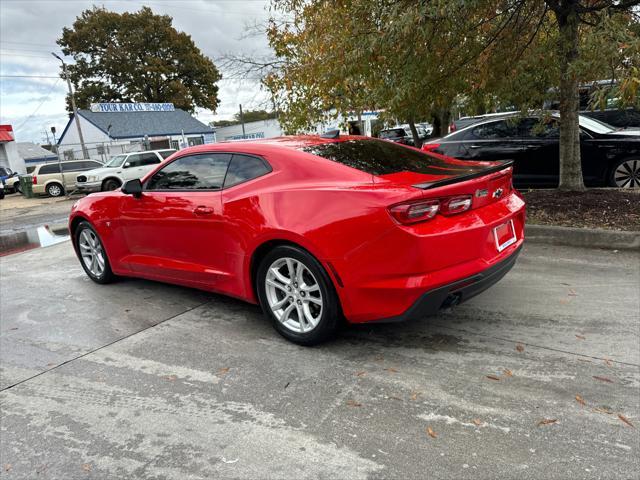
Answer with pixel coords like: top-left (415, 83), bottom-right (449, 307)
top-left (303, 139), bottom-right (481, 176)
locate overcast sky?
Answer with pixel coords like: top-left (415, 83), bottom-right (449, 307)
top-left (0, 0), bottom-right (272, 144)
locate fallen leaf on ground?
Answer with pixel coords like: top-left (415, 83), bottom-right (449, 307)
top-left (575, 335), bottom-right (586, 340)
top-left (81, 464), bottom-right (91, 472)
top-left (515, 343), bottom-right (525, 352)
top-left (427, 427), bottom-right (437, 438)
top-left (575, 395), bottom-right (586, 406)
top-left (389, 396), bottom-right (402, 401)
top-left (346, 399), bottom-right (362, 407)
top-left (593, 376), bottom-right (614, 383)
top-left (568, 289), bottom-right (577, 296)
top-left (604, 358), bottom-right (613, 367)
top-left (217, 367), bottom-right (230, 376)
top-left (486, 375), bottom-right (500, 381)
top-left (4, 464), bottom-right (11, 472)
top-left (9, 327), bottom-right (18, 331)
top-left (577, 358), bottom-right (592, 363)
top-left (410, 391), bottom-right (420, 401)
top-left (618, 414), bottom-right (635, 428)
top-left (384, 367), bottom-right (398, 373)
top-left (46, 363), bottom-right (55, 367)
top-left (503, 369), bottom-right (513, 377)
top-left (355, 371), bottom-right (366, 377)
top-left (164, 375), bottom-right (177, 382)
top-left (594, 407), bottom-right (613, 414)
top-left (537, 418), bottom-right (558, 426)
top-left (473, 419), bottom-right (483, 426)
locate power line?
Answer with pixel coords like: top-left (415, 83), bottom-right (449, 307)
top-left (14, 78), bottom-right (62, 131)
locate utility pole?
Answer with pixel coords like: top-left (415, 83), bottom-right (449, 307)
top-left (239, 104), bottom-right (246, 138)
top-left (51, 126), bottom-right (68, 197)
top-left (52, 52), bottom-right (89, 159)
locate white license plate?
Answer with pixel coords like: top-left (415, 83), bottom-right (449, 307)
top-left (493, 219), bottom-right (517, 252)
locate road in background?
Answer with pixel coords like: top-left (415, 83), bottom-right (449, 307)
top-left (1, 241), bottom-right (638, 479)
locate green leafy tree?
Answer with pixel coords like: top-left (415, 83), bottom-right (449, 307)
top-left (211, 109), bottom-right (277, 127)
top-left (267, 0), bottom-right (639, 190)
top-left (57, 6), bottom-right (221, 113)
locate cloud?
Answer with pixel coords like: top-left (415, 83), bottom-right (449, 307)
top-left (0, 0), bottom-right (273, 142)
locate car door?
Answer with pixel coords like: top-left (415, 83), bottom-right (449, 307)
top-left (516, 117), bottom-right (560, 186)
top-left (460, 120), bottom-right (522, 162)
top-left (118, 152), bottom-right (232, 285)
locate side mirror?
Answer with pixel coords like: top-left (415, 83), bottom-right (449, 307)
top-left (121, 179), bottom-right (142, 198)
top-left (123, 162), bottom-right (131, 168)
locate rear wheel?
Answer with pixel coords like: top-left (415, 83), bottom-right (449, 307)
top-left (46, 183), bottom-right (64, 197)
top-left (102, 178), bottom-right (121, 191)
top-left (610, 158), bottom-right (640, 188)
top-left (256, 245), bottom-right (339, 345)
top-left (74, 221), bottom-right (116, 284)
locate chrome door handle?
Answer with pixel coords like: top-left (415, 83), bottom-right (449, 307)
top-left (194, 206), bottom-right (214, 215)
top-left (469, 144), bottom-right (482, 149)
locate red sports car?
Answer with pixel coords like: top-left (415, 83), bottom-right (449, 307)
top-left (69, 134), bottom-right (525, 345)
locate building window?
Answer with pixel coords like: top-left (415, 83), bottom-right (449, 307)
top-left (187, 136), bottom-right (203, 146)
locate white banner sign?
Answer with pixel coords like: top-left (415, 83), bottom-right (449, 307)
top-left (90, 103), bottom-right (175, 113)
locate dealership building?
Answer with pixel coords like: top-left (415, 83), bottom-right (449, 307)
top-left (57, 103), bottom-right (215, 161)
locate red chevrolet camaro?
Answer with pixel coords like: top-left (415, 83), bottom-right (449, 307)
top-left (69, 134), bottom-right (525, 345)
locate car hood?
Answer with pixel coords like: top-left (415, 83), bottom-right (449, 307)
top-left (81, 166), bottom-right (120, 177)
top-left (608, 129), bottom-right (640, 137)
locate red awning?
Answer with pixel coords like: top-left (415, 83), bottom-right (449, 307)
top-left (0, 130), bottom-right (14, 142)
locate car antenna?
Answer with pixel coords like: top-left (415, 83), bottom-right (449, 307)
top-left (320, 129), bottom-right (340, 139)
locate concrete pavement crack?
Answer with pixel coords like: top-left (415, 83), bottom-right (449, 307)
top-left (432, 321), bottom-right (640, 367)
top-left (0, 299), bottom-right (212, 393)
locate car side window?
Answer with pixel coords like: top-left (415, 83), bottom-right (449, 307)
top-left (158, 150), bottom-right (175, 159)
top-left (472, 121), bottom-right (518, 139)
top-left (518, 118), bottom-right (560, 139)
top-left (61, 161), bottom-right (83, 172)
top-left (125, 154), bottom-right (142, 167)
top-left (39, 164), bottom-right (60, 174)
top-left (137, 152), bottom-right (162, 167)
top-left (145, 153), bottom-right (232, 190)
top-left (224, 154), bottom-right (271, 188)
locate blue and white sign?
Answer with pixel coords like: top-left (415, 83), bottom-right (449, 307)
top-left (90, 103), bottom-right (175, 113)
top-left (226, 132), bottom-right (265, 141)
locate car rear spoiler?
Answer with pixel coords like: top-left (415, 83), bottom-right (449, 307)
top-left (412, 160), bottom-right (514, 190)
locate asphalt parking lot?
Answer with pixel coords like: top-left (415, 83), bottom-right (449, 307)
top-left (0, 240), bottom-right (638, 479)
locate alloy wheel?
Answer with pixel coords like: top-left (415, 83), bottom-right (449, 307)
top-left (613, 160), bottom-right (640, 188)
top-left (265, 257), bottom-right (323, 333)
top-left (48, 184), bottom-right (62, 197)
top-left (78, 229), bottom-right (105, 278)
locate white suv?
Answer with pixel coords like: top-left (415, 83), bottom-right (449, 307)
top-left (75, 149), bottom-right (176, 192)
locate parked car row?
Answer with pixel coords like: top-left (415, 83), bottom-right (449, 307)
top-left (424, 113), bottom-right (640, 188)
top-left (18, 149), bottom-right (176, 197)
top-left (378, 124), bottom-right (432, 145)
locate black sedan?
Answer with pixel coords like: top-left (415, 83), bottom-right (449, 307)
top-left (423, 114), bottom-right (640, 188)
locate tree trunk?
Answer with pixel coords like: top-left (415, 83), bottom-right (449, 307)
top-left (408, 120), bottom-right (422, 148)
top-left (555, 4), bottom-right (585, 191)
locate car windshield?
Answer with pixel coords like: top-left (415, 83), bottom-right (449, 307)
top-left (578, 115), bottom-right (615, 134)
top-left (105, 155), bottom-right (126, 167)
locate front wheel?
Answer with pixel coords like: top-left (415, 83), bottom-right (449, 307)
top-left (256, 245), bottom-right (340, 345)
top-left (102, 179), bottom-right (121, 191)
top-left (609, 158), bottom-right (640, 188)
top-left (74, 221), bottom-right (116, 284)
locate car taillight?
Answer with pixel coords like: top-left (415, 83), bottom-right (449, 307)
top-left (421, 143), bottom-right (440, 152)
top-left (32, 175), bottom-right (37, 185)
top-left (389, 200), bottom-right (440, 224)
top-left (441, 195), bottom-right (472, 215)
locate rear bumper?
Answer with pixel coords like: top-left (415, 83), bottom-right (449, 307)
top-left (375, 244), bottom-right (522, 323)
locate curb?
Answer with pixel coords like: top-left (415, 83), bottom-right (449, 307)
top-left (525, 224), bottom-right (640, 251)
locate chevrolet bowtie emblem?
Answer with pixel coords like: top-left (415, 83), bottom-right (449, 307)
top-left (492, 188), bottom-right (504, 199)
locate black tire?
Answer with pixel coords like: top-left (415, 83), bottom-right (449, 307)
top-left (46, 183), bottom-right (64, 197)
top-left (102, 178), bottom-right (121, 191)
top-left (256, 245), bottom-right (340, 346)
top-left (609, 158), bottom-right (640, 188)
top-left (13, 181), bottom-right (21, 194)
top-left (74, 221), bottom-right (116, 284)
